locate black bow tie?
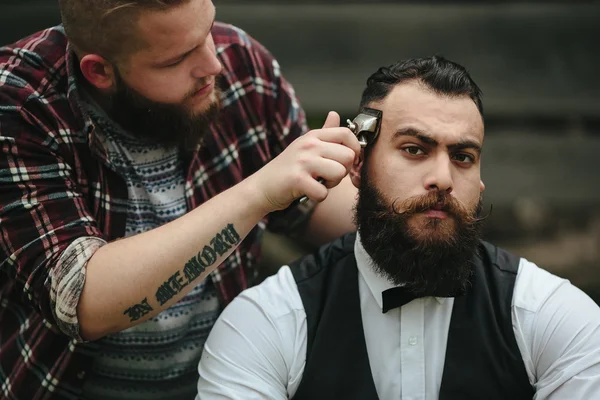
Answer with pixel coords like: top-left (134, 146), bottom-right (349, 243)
top-left (382, 287), bottom-right (419, 313)
top-left (381, 286), bottom-right (465, 313)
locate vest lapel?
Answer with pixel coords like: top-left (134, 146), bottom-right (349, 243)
top-left (293, 244), bottom-right (379, 400)
top-left (439, 243), bottom-right (534, 400)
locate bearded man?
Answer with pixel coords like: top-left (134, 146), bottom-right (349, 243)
top-left (196, 56), bottom-right (600, 400)
top-left (0, 0), bottom-right (361, 398)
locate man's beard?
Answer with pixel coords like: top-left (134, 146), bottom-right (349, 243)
top-left (106, 70), bottom-right (221, 150)
top-left (354, 166), bottom-right (484, 296)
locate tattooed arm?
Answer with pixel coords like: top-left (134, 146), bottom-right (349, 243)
top-left (124, 224), bottom-right (241, 321)
top-left (77, 112), bottom-right (361, 341)
top-left (78, 182), bottom-right (261, 341)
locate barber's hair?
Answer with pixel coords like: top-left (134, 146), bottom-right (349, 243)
top-left (58, 0), bottom-right (190, 63)
top-left (360, 56), bottom-right (483, 117)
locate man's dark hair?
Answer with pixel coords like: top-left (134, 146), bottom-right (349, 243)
top-left (360, 56), bottom-right (483, 116)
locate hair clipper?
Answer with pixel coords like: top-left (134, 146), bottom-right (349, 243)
top-left (298, 107), bottom-right (383, 204)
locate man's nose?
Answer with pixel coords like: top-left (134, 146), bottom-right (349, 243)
top-left (423, 154), bottom-right (453, 194)
top-left (191, 44), bottom-right (223, 79)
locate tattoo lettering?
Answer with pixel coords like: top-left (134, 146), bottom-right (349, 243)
top-left (199, 245), bottom-right (217, 266)
top-left (123, 298), bottom-right (153, 322)
top-left (156, 271), bottom-right (186, 306)
top-left (183, 256), bottom-right (206, 283)
top-left (223, 223), bottom-right (241, 244)
top-left (170, 271), bottom-right (185, 292)
top-left (210, 233), bottom-right (231, 256)
top-left (154, 224), bottom-right (242, 306)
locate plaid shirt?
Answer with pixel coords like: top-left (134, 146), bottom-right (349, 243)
top-left (0, 23), bottom-right (307, 400)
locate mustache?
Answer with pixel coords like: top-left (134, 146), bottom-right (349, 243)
top-left (394, 191), bottom-right (466, 216)
top-left (368, 191), bottom-right (491, 224)
top-left (184, 76), bottom-right (218, 100)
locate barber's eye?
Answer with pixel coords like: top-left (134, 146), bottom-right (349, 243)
top-left (403, 146), bottom-right (424, 156)
top-left (166, 58), bottom-right (184, 67)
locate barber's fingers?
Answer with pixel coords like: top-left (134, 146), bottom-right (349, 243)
top-left (316, 142), bottom-right (357, 172)
top-left (306, 127), bottom-right (361, 158)
top-left (321, 111), bottom-right (341, 129)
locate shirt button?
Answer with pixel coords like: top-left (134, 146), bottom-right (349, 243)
top-left (409, 336), bottom-right (418, 346)
top-left (77, 370), bottom-right (86, 380)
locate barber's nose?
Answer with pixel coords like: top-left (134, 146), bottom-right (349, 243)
top-left (204, 51), bottom-right (223, 77)
top-left (191, 44), bottom-right (222, 79)
top-left (423, 156), bottom-right (453, 194)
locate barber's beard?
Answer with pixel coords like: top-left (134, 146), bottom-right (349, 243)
top-left (354, 167), bottom-right (484, 296)
top-left (106, 70), bottom-right (222, 150)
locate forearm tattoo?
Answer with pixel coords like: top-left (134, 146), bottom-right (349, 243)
top-left (123, 298), bottom-right (153, 322)
top-left (123, 224), bottom-right (241, 322)
top-left (155, 223), bottom-right (241, 305)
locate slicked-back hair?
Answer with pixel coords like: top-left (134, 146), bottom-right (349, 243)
top-left (358, 56), bottom-right (483, 154)
top-left (360, 56), bottom-right (483, 116)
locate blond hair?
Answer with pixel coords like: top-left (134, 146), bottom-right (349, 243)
top-left (59, 0), bottom-right (190, 63)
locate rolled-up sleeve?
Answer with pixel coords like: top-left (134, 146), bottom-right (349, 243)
top-left (0, 110), bottom-right (106, 341)
top-left (49, 236), bottom-right (107, 341)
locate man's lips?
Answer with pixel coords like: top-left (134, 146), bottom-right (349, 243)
top-left (423, 209), bottom-right (448, 219)
top-left (192, 80), bottom-right (214, 97)
top-left (422, 202), bottom-right (449, 219)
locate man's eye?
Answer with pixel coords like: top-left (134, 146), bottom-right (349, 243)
top-left (164, 58), bottom-right (185, 68)
top-left (403, 146), bottom-right (425, 156)
top-left (453, 153), bottom-right (475, 163)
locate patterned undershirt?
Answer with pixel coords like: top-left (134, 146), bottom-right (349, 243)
top-left (79, 94), bottom-right (219, 400)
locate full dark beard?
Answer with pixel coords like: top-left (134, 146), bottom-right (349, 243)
top-left (354, 168), bottom-right (484, 296)
top-left (106, 70), bottom-right (221, 151)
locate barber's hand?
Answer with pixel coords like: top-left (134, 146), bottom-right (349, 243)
top-left (253, 111), bottom-right (361, 212)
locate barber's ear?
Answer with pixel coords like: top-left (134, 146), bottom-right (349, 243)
top-left (349, 150), bottom-right (364, 189)
top-left (79, 54), bottom-right (116, 91)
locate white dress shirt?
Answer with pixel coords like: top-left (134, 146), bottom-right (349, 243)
top-left (197, 235), bottom-right (600, 399)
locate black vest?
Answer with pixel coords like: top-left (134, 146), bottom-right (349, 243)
top-left (290, 232), bottom-right (534, 400)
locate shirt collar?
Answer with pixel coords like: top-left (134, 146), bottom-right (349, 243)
top-left (354, 231), bottom-right (447, 309)
top-left (63, 41), bottom-right (115, 165)
top-left (65, 42), bottom-right (94, 135)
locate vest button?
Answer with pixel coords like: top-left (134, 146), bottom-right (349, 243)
top-left (409, 336), bottom-right (418, 346)
top-left (77, 370), bottom-right (86, 380)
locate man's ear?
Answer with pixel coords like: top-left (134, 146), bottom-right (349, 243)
top-left (79, 54), bottom-right (116, 91)
top-left (349, 150), bottom-right (364, 189)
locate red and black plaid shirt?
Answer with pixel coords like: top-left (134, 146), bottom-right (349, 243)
top-left (0, 23), bottom-right (306, 399)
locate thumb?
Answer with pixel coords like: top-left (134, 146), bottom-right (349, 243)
top-left (321, 111), bottom-right (341, 129)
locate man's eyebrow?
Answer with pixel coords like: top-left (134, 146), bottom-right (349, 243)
top-left (207, 14), bottom-right (216, 36)
top-left (392, 127), bottom-right (482, 154)
top-left (392, 128), bottom-right (438, 146)
top-left (159, 46), bottom-right (198, 65)
top-left (156, 16), bottom-right (216, 66)
top-left (448, 140), bottom-right (482, 155)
